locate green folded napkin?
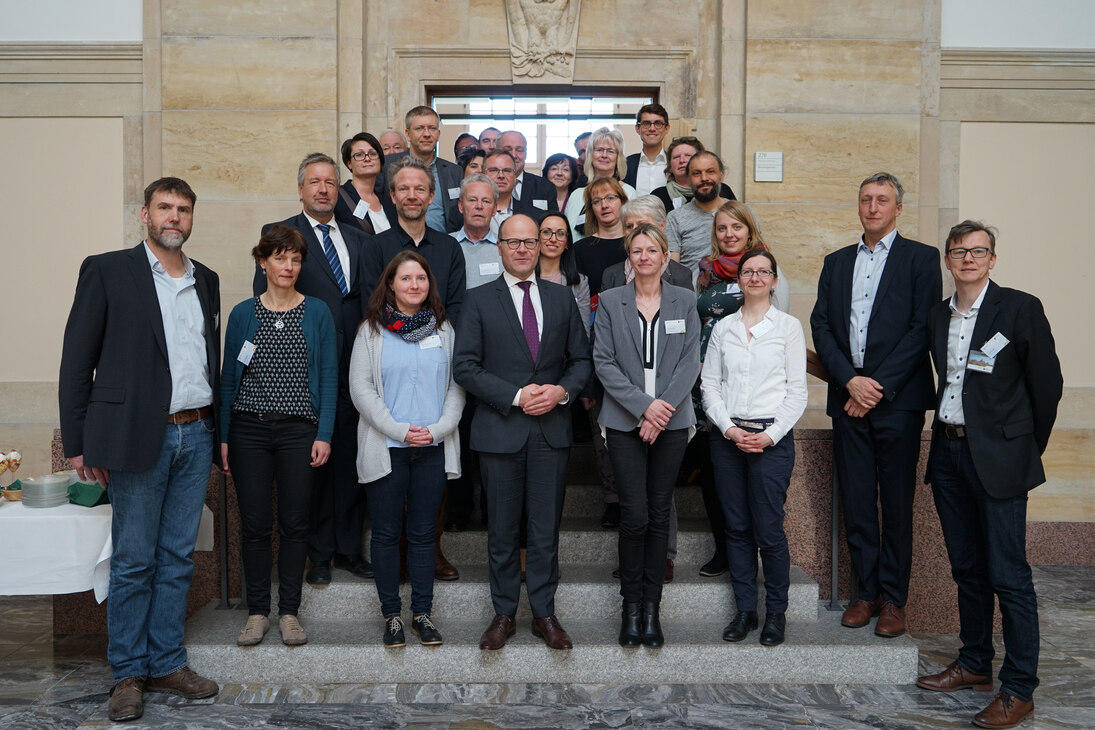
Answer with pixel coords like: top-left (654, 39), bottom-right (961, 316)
top-left (68, 481), bottom-right (109, 507)
top-left (6, 479), bottom-right (20, 490)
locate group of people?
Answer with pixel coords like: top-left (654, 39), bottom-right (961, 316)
top-left (57, 99), bottom-right (1062, 730)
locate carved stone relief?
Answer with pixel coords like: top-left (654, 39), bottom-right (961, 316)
top-left (504, 0), bottom-right (582, 83)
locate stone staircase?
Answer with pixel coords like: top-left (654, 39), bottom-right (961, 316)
top-left (184, 443), bottom-right (918, 684)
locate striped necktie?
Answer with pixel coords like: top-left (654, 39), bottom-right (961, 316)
top-left (317, 223), bottom-right (348, 296)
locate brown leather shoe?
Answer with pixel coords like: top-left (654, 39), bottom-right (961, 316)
top-left (663, 559), bottom-right (674, 584)
top-left (917, 661), bottom-right (993, 692)
top-left (841, 597), bottom-right (882, 628)
top-left (973, 692), bottom-right (1034, 729)
top-left (145, 666), bottom-right (218, 699)
top-left (478, 614), bottom-right (516, 650)
top-left (874, 601), bottom-right (906, 637)
top-left (531, 614), bottom-right (573, 650)
top-left (109, 676), bottom-right (144, 722)
top-left (435, 548), bottom-right (460, 581)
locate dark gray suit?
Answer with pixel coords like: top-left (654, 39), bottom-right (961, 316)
top-left (453, 275), bottom-right (591, 617)
top-left (514, 171), bottom-right (559, 213)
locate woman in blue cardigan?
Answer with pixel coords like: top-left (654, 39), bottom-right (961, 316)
top-left (220, 225), bottom-right (338, 648)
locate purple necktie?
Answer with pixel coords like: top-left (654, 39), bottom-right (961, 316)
top-left (517, 280), bottom-right (539, 362)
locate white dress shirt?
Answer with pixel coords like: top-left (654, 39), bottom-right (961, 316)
top-left (700, 305), bottom-right (808, 445)
top-left (634, 149), bottom-right (668, 197)
top-left (304, 211), bottom-right (351, 287)
top-left (938, 281), bottom-right (990, 425)
top-left (848, 228), bottom-right (897, 368)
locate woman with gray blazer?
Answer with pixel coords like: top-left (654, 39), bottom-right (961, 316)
top-left (593, 224), bottom-right (701, 648)
top-left (349, 251), bottom-right (464, 648)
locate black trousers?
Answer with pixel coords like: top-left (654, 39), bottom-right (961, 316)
top-left (307, 391), bottom-right (366, 562)
top-left (832, 403), bottom-right (923, 605)
top-left (229, 413), bottom-right (317, 616)
top-left (606, 427), bottom-right (688, 604)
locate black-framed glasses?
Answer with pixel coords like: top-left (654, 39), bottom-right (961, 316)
top-left (500, 238), bottom-right (540, 250)
top-left (639, 120), bottom-right (668, 130)
top-left (739, 268), bottom-right (774, 280)
top-left (946, 247), bottom-right (992, 259)
top-left (351, 150), bottom-right (379, 161)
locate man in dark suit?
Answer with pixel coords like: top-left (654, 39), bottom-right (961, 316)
top-left (453, 213), bottom-right (592, 651)
top-left (623, 103), bottom-right (670, 196)
top-left (59, 177), bottom-right (221, 722)
top-left (810, 171), bottom-right (942, 638)
top-left (403, 105), bottom-right (464, 232)
top-left (482, 150), bottom-right (549, 233)
top-left (916, 221), bottom-right (1062, 730)
top-left (499, 130), bottom-right (558, 213)
top-left (255, 152), bottom-right (373, 584)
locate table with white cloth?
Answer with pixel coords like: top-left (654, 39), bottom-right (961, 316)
top-left (0, 500), bottom-right (214, 602)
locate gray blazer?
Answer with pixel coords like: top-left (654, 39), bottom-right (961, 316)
top-left (593, 282), bottom-right (701, 432)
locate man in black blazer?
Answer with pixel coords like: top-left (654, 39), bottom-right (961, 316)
top-left (255, 153), bottom-right (373, 584)
top-left (916, 221), bottom-right (1062, 729)
top-left (623, 102), bottom-right (670, 196)
top-left (59, 177), bottom-right (221, 721)
top-left (453, 214), bottom-right (592, 651)
top-left (499, 130), bottom-right (558, 213)
top-left (810, 172), bottom-right (942, 638)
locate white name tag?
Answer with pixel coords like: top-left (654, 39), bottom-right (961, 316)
top-left (447, 187), bottom-right (461, 200)
top-left (749, 319), bottom-right (774, 339)
top-left (237, 340), bottom-right (255, 366)
top-left (966, 350), bottom-right (995, 374)
top-left (419, 335), bottom-right (442, 349)
top-left (575, 214), bottom-right (586, 226)
top-left (664, 319), bottom-right (687, 335)
top-left (672, 197), bottom-right (684, 210)
top-left (479, 262), bottom-right (500, 277)
top-left (353, 199), bottom-right (369, 220)
top-left (532, 199), bottom-right (548, 210)
top-left (981, 332), bottom-right (1010, 358)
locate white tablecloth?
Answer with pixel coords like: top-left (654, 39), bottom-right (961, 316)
top-left (0, 499), bottom-right (214, 602)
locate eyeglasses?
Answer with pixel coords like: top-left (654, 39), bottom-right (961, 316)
top-left (591, 194), bottom-right (620, 206)
top-left (485, 166), bottom-right (516, 176)
top-left (593, 147), bottom-right (618, 156)
top-left (411, 125), bottom-right (440, 134)
top-left (739, 269), bottom-right (774, 280)
top-left (351, 150), bottom-right (379, 161)
top-left (638, 120), bottom-right (668, 130)
top-left (946, 247), bottom-right (992, 259)
top-left (539, 229), bottom-right (567, 240)
top-left (500, 238), bottom-right (540, 250)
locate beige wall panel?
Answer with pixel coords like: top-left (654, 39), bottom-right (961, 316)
top-left (161, 111), bottom-right (336, 201)
top-left (942, 88), bottom-right (1095, 124)
top-left (161, 0), bottom-right (336, 37)
top-left (958, 122), bottom-right (1095, 387)
top-left (743, 114), bottom-right (921, 203)
top-left (387, 3), bottom-right (471, 45)
top-left (0, 117), bottom-right (123, 383)
top-left (746, 40), bottom-right (921, 115)
top-left (0, 83), bottom-right (140, 117)
top-left (746, 0), bottom-right (923, 40)
top-left (744, 202), bottom-right (860, 293)
top-left (162, 38), bottom-right (337, 110)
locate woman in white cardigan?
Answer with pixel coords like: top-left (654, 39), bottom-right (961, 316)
top-left (349, 250), bottom-right (464, 648)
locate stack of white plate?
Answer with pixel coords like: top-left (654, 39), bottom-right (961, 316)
top-left (21, 474), bottom-right (73, 508)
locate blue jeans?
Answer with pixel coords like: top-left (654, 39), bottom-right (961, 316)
top-left (368, 445), bottom-right (446, 617)
top-left (929, 433), bottom-right (1040, 701)
top-left (107, 417), bottom-right (214, 681)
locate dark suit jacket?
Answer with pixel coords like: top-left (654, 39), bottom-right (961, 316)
top-left (600, 259), bottom-right (693, 293)
top-left (810, 232), bottom-right (942, 417)
top-left (379, 151), bottom-right (463, 232)
top-left (925, 280), bottom-right (1062, 498)
top-left (255, 213), bottom-right (370, 366)
top-left (333, 178), bottom-right (397, 236)
top-left (623, 152), bottom-right (668, 190)
top-left (453, 276), bottom-right (592, 453)
top-left (59, 243), bottom-right (221, 472)
top-left (514, 172), bottom-right (559, 212)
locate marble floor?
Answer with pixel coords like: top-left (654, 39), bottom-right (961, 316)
top-left (1, 565), bottom-right (1093, 729)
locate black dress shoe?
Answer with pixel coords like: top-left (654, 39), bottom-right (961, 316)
top-left (601, 502), bottom-right (620, 528)
top-left (699, 552), bottom-right (728, 577)
top-left (618, 601), bottom-right (642, 647)
top-left (334, 554), bottom-right (373, 579)
top-left (759, 612), bottom-right (786, 646)
top-left (640, 601), bottom-right (664, 647)
top-left (722, 610), bottom-right (758, 642)
top-left (306, 560), bottom-right (332, 585)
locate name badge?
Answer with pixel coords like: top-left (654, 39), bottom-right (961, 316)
top-left (575, 214), bottom-right (586, 226)
top-left (353, 199), bottom-right (369, 219)
top-left (447, 187), bottom-right (461, 200)
top-left (532, 199), bottom-right (548, 210)
top-left (237, 340), bottom-right (255, 366)
top-left (664, 319), bottom-right (687, 335)
top-left (749, 319), bottom-right (774, 339)
top-left (479, 262), bottom-right (500, 277)
top-left (725, 282), bottom-right (741, 296)
top-left (966, 350), bottom-right (995, 374)
top-left (981, 332), bottom-right (1010, 358)
top-left (672, 197), bottom-right (684, 210)
top-left (419, 335), bottom-right (442, 349)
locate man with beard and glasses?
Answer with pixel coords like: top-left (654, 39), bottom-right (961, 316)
top-left (60, 177), bottom-right (221, 722)
top-left (665, 151), bottom-right (734, 286)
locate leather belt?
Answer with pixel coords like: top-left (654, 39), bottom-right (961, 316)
top-left (731, 418), bottom-right (774, 431)
top-left (167, 406), bottom-right (212, 425)
top-left (940, 423), bottom-right (967, 440)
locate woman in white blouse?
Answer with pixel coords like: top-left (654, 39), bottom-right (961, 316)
top-left (700, 248), bottom-right (807, 648)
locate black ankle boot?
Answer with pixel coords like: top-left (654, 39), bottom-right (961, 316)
top-left (759, 612), bottom-right (786, 646)
top-left (641, 601), bottom-right (664, 647)
top-left (618, 602), bottom-right (642, 647)
top-left (722, 610), bottom-right (758, 642)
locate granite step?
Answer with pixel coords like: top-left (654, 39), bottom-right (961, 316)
top-left (556, 482), bottom-right (709, 519)
top-left (292, 565), bottom-right (819, 622)
top-left (184, 602), bottom-right (918, 685)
